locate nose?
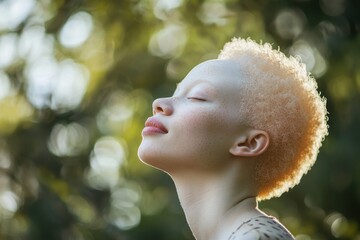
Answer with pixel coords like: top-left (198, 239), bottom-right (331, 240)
top-left (152, 97), bottom-right (173, 115)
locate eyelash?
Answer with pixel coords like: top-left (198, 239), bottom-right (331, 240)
top-left (187, 97), bottom-right (206, 101)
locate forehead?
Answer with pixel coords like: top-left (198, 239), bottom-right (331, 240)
top-left (179, 59), bottom-right (246, 92)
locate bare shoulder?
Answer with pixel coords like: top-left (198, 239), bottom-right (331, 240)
top-left (228, 216), bottom-right (295, 240)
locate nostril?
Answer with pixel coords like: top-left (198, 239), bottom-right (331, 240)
top-left (152, 98), bottom-right (164, 115)
top-left (153, 106), bottom-right (163, 115)
top-left (152, 98), bottom-right (173, 115)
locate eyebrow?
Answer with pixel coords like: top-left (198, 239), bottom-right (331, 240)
top-left (174, 80), bottom-right (217, 96)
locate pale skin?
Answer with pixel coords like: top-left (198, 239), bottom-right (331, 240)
top-left (138, 59), bottom-right (276, 240)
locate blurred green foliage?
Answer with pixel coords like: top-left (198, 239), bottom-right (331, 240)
top-left (0, 0), bottom-right (359, 239)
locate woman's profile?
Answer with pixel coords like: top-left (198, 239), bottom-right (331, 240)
top-left (138, 37), bottom-right (328, 240)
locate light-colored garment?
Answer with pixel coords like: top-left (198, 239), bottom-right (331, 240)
top-left (228, 215), bottom-right (295, 240)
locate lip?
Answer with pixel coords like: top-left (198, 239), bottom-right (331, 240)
top-left (142, 117), bottom-right (168, 135)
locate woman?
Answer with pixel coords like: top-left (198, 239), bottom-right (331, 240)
top-left (138, 38), bottom-right (328, 240)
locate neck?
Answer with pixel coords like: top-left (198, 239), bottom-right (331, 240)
top-left (169, 163), bottom-right (262, 240)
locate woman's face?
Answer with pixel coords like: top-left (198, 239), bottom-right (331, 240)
top-left (138, 59), bottom-right (248, 173)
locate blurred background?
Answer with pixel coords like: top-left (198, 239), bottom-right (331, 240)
top-left (0, 0), bottom-right (359, 239)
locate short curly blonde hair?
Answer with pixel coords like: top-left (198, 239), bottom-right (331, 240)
top-left (218, 38), bottom-right (328, 200)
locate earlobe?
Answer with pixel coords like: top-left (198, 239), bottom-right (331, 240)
top-left (229, 130), bottom-right (270, 157)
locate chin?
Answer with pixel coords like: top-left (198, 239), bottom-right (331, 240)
top-left (138, 144), bottom-right (163, 168)
top-left (139, 150), bottom-right (180, 177)
top-left (137, 144), bottom-right (150, 163)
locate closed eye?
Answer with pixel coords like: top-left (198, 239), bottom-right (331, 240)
top-left (187, 97), bottom-right (206, 101)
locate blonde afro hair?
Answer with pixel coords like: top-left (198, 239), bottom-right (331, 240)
top-left (218, 38), bottom-right (328, 200)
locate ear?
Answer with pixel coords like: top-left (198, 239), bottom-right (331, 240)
top-left (229, 130), bottom-right (270, 157)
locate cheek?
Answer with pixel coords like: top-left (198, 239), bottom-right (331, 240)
top-left (174, 110), bottom-right (229, 147)
top-left (173, 111), bottom-right (236, 168)
top-left (177, 110), bottom-right (216, 132)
